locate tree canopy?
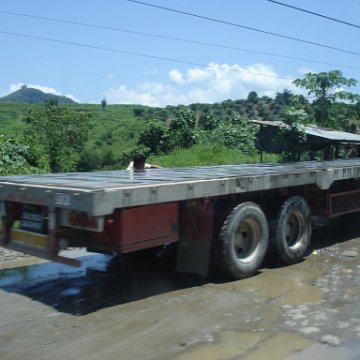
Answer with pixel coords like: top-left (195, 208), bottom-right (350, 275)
top-left (0, 136), bottom-right (49, 175)
top-left (23, 103), bottom-right (92, 172)
top-left (2, 69), bottom-right (360, 174)
top-left (293, 70), bottom-right (358, 127)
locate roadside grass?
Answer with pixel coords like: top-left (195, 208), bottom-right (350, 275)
top-left (149, 143), bottom-right (280, 168)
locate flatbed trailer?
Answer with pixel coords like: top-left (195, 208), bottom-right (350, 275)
top-left (1, 159), bottom-right (360, 279)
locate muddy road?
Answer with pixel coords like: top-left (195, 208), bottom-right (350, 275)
top-left (1, 216), bottom-right (360, 360)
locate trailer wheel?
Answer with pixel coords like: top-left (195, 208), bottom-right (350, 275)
top-left (215, 202), bottom-right (269, 279)
top-left (273, 196), bottom-right (311, 265)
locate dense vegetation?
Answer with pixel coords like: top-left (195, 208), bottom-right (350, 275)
top-left (0, 70), bottom-right (359, 175)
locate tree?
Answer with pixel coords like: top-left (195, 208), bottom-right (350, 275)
top-left (169, 109), bottom-right (198, 148)
top-left (293, 70), bottom-right (357, 127)
top-left (275, 89), bottom-right (293, 106)
top-left (133, 107), bottom-right (145, 117)
top-left (247, 91), bottom-right (258, 104)
top-left (209, 116), bottom-right (257, 154)
top-left (23, 103), bottom-right (92, 172)
top-left (137, 120), bottom-right (171, 154)
top-left (76, 149), bottom-right (101, 172)
top-left (275, 108), bottom-right (308, 161)
top-left (0, 136), bottom-right (49, 175)
top-left (198, 114), bottom-right (220, 130)
top-left (169, 108), bottom-right (195, 131)
top-left (101, 98), bottom-right (107, 110)
top-left (331, 97), bottom-right (360, 133)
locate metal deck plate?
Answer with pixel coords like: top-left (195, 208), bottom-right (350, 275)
top-left (0, 159), bottom-right (359, 191)
top-left (1, 159), bottom-right (360, 216)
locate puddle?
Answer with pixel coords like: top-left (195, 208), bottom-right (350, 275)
top-left (259, 265), bottom-right (325, 305)
top-left (0, 250), bottom-right (206, 315)
top-left (0, 249), bottom-right (111, 287)
top-left (224, 261), bottom-right (326, 306)
top-left (0, 244), bottom-right (326, 318)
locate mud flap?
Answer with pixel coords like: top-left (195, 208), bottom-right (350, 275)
top-left (176, 234), bottom-right (212, 276)
top-left (176, 199), bottom-right (213, 277)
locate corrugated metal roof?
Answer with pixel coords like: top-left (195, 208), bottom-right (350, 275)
top-left (252, 120), bottom-right (360, 144)
top-left (306, 125), bottom-right (360, 142)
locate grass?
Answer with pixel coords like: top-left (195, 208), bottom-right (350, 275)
top-left (0, 103), bottom-right (32, 136)
top-left (149, 143), bottom-right (280, 168)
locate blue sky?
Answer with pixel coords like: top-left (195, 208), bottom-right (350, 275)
top-left (1, 0), bottom-right (360, 106)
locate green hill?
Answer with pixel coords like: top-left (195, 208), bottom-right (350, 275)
top-left (0, 91), bottom-right (303, 171)
top-left (0, 102), bottom-right (148, 168)
top-left (0, 85), bottom-right (77, 104)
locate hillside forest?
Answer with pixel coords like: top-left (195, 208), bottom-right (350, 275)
top-left (1, 70), bottom-right (360, 176)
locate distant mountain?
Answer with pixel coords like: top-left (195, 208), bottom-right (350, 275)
top-left (0, 86), bottom-right (77, 104)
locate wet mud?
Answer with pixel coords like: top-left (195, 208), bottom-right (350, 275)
top-left (1, 216), bottom-right (360, 359)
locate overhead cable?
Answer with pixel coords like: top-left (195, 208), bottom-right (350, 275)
top-left (2, 29), bottom-right (359, 92)
top-left (266, 0), bottom-right (360, 30)
top-left (128, 0), bottom-right (360, 56)
top-left (0, 29), bottom-right (293, 81)
top-left (0, 9), bottom-right (359, 71)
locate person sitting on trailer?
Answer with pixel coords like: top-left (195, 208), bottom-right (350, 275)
top-left (126, 153), bottom-right (161, 171)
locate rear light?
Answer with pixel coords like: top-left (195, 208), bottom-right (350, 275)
top-left (106, 218), bottom-right (114, 226)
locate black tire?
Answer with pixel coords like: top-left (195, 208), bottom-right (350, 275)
top-left (214, 202), bottom-right (269, 279)
top-left (273, 196), bottom-right (311, 265)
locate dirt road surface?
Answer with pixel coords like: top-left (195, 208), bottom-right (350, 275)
top-left (1, 216), bottom-right (360, 360)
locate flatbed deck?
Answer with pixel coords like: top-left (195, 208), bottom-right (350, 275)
top-left (0, 159), bottom-right (360, 216)
top-left (2, 159), bottom-right (360, 275)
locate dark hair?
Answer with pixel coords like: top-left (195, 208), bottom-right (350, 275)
top-left (133, 153), bottom-right (147, 163)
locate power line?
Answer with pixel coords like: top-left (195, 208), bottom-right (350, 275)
top-left (3, 29), bottom-right (360, 100)
top-left (0, 29), bottom-right (293, 81)
top-left (3, 29), bottom-right (359, 93)
top-left (128, 0), bottom-right (360, 57)
top-left (0, 9), bottom-right (359, 71)
top-left (266, 0), bottom-right (360, 30)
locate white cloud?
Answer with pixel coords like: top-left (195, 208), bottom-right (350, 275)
top-left (170, 67), bottom-right (209, 84)
top-left (187, 68), bottom-right (210, 83)
top-left (104, 84), bottom-right (164, 107)
top-left (9, 83), bottom-right (59, 95)
top-left (104, 62), bottom-right (298, 107)
top-left (8, 82), bottom-right (80, 102)
top-left (169, 69), bottom-right (185, 84)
